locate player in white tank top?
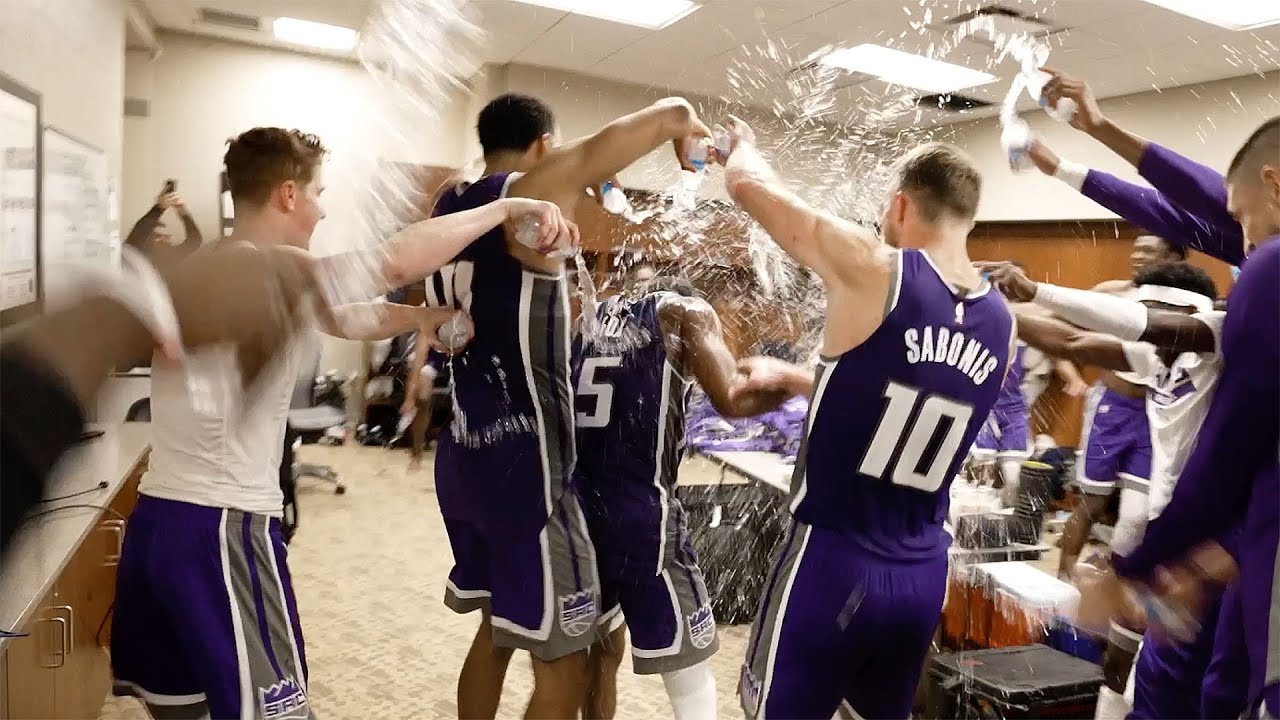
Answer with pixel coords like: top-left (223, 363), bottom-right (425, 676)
top-left (111, 128), bottom-right (575, 720)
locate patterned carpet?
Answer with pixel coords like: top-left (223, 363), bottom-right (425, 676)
top-left (99, 445), bottom-right (751, 719)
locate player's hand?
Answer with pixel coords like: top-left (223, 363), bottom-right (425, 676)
top-left (420, 308), bottom-right (473, 355)
top-left (1149, 541), bottom-right (1238, 622)
top-left (157, 192), bottom-right (183, 211)
top-left (1026, 139), bottom-right (1061, 176)
top-left (1040, 67), bottom-right (1106, 134)
top-left (504, 198), bottom-right (580, 256)
top-left (737, 356), bottom-right (801, 395)
top-left (1063, 376), bottom-right (1089, 397)
top-left (712, 115), bottom-right (757, 166)
top-left (975, 261), bottom-right (1038, 303)
top-left (1074, 565), bottom-right (1144, 633)
top-left (673, 105), bottom-right (714, 172)
top-left (1057, 553), bottom-right (1080, 582)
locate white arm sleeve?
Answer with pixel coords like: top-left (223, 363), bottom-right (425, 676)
top-left (1121, 341), bottom-right (1161, 379)
top-left (1033, 283), bottom-right (1149, 341)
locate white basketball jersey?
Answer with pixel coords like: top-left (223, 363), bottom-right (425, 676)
top-left (140, 337), bottom-right (304, 516)
top-left (1122, 311), bottom-right (1225, 520)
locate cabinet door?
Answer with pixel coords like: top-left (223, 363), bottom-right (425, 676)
top-left (55, 548), bottom-right (112, 719)
top-left (3, 602), bottom-right (61, 719)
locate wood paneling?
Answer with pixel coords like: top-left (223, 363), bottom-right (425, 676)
top-left (970, 220), bottom-right (1235, 446)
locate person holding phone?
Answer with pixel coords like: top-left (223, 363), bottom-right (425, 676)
top-left (124, 178), bottom-right (204, 262)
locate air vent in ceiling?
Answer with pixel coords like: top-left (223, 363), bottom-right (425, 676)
top-left (933, 4), bottom-right (1069, 49)
top-left (915, 93), bottom-right (993, 112)
top-left (199, 7), bottom-right (261, 31)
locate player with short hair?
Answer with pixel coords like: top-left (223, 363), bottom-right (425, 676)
top-left (715, 118), bottom-right (1013, 720)
top-left (110, 126), bottom-right (567, 720)
top-left (426, 93), bottom-right (713, 718)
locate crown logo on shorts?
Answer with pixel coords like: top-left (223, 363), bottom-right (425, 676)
top-left (687, 605), bottom-right (716, 650)
top-left (558, 590), bottom-right (598, 638)
top-left (259, 677), bottom-right (309, 720)
top-left (740, 666), bottom-right (762, 716)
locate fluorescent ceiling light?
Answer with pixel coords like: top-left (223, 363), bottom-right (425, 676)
top-left (819, 44), bottom-right (997, 95)
top-left (1136, 0), bottom-right (1280, 30)
top-left (505, 0), bottom-right (701, 30)
top-left (272, 17), bottom-right (359, 51)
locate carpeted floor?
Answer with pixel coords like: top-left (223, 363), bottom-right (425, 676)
top-left (99, 445), bottom-right (751, 719)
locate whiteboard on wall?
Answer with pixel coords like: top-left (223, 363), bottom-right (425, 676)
top-left (0, 74), bottom-right (40, 311)
top-left (41, 127), bottom-right (114, 303)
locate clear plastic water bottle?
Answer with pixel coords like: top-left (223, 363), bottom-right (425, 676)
top-left (601, 181), bottom-right (632, 216)
top-left (1001, 117), bottom-right (1035, 173)
top-left (515, 215), bottom-right (573, 258)
top-left (436, 311), bottom-right (471, 351)
top-left (1024, 70), bottom-right (1077, 123)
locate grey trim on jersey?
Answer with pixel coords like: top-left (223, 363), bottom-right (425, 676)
top-left (1268, 531), bottom-right (1280, 688)
top-left (654, 359), bottom-right (690, 570)
top-left (884, 249), bottom-right (904, 317)
top-left (742, 523), bottom-right (814, 719)
top-left (524, 273), bottom-right (575, 507)
top-left (787, 362), bottom-right (832, 510)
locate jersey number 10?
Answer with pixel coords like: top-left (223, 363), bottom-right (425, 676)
top-left (858, 381), bottom-right (974, 492)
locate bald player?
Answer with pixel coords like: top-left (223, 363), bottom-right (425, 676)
top-left (425, 94), bottom-right (712, 718)
top-left (574, 267), bottom-right (811, 720)
top-left (717, 118), bottom-right (1013, 719)
top-left (1102, 117), bottom-right (1279, 720)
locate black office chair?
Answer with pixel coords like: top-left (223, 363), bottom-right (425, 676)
top-left (287, 333), bottom-right (347, 494)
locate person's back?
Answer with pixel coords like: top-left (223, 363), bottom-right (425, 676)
top-left (791, 249), bottom-right (1012, 558)
top-left (142, 337), bottom-right (301, 512)
top-left (717, 128), bottom-right (1012, 720)
top-left (430, 172), bottom-right (574, 533)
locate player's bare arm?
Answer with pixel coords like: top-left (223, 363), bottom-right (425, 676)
top-left (511, 97), bottom-right (711, 271)
top-left (663, 296), bottom-right (804, 417)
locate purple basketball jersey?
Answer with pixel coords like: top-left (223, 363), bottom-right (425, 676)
top-left (429, 174), bottom-right (575, 534)
top-left (997, 343), bottom-right (1028, 411)
top-left (571, 293), bottom-right (689, 546)
top-left (789, 249), bottom-right (1013, 560)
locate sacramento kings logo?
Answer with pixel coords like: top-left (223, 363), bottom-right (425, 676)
top-left (686, 605), bottom-right (716, 649)
top-left (259, 677), bottom-right (309, 720)
top-left (558, 590), bottom-right (598, 637)
top-left (740, 666), bottom-right (762, 716)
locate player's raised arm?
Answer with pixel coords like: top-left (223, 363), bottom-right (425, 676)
top-left (1026, 139), bottom-right (1243, 265)
top-left (514, 97), bottom-right (711, 211)
top-left (718, 116), bottom-right (887, 287)
top-left (666, 296), bottom-right (810, 418)
top-left (980, 261), bottom-right (1218, 354)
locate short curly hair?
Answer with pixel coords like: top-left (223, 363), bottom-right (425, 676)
top-left (224, 127), bottom-right (326, 206)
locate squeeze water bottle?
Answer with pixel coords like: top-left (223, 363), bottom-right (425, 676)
top-left (515, 215), bottom-right (573, 259)
top-left (1024, 68), bottom-right (1077, 123)
top-left (436, 311), bottom-right (472, 352)
top-left (1001, 117), bottom-right (1036, 173)
top-left (601, 181), bottom-right (633, 217)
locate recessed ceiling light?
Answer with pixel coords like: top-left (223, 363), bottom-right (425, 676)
top-left (819, 44), bottom-right (997, 95)
top-left (272, 17), bottom-right (359, 51)
top-left (505, 0), bottom-right (701, 30)
top-left (1136, 0), bottom-right (1280, 30)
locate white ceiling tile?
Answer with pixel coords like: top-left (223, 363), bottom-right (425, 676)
top-left (514, 12), bottom-right (649, 71)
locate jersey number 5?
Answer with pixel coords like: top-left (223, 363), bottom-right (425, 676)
top-left (858, 381), bottom-right (973, 492)
top-left (576, 356), bottom-right (621, 428)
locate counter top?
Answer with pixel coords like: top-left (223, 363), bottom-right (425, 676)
top-left (0, 423), bottom-right (150, 649)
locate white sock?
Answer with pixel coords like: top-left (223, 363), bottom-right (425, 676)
top-left (661, 662), bottom-right (717, 720)
top-left (1094, 686), bottom-right (1131, 720)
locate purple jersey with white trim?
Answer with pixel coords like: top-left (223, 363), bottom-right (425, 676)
top-left (789, 249), bottom-right (1012, 560)
top-left (571, 293), bottom-right (689, 543)
top-left (429, 174), bottom-right (576, 533)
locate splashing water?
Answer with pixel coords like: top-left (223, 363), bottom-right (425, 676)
top-left (573, 252), bottom-right (601, 342)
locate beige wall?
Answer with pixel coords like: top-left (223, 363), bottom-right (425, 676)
top-left (942, 70), bottom-right (1280, 222)
top-left (140, 31), bottom-right (471, 373)
top-left (0, 0), bottom-right (126, 225)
